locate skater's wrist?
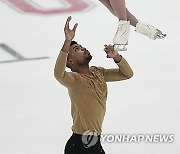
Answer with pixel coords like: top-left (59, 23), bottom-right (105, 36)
top-left (113, 54), bottom-right (122, 63)
top-left (61, 40), bottom-right (71, 53)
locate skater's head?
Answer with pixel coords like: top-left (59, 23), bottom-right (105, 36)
top-left (66, 41), bottom-right (92, 71)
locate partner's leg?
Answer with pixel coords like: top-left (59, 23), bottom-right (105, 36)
top-left (99, 0), bottom-right (117, 16)
top-left (99, 0), bottom-right (166, 40)
top-left (108, 0), bottom-right (127, 20)
top-left (126, 9), bottom-right (138, 27)
top-left (99, 0), bottom-right (129, 51)
top-left (99, 0), bottom-right (138, 27)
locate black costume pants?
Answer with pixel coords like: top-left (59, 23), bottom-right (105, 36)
top-left (64, 133), bottom-right (105, 154)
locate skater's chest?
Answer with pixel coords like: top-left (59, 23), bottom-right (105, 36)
top-left (69, 68), bottom-right (107, 102)
top-left (78, 67), bottom-right (107, 91)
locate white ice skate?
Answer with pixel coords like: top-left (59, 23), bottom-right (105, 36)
top-left (135, 21), bottom-right (166, 40)
top-left (113, 20), bottom-right (130, 51)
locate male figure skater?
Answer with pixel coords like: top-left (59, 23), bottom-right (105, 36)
top-left (54, 16), bottom-right (133, 154)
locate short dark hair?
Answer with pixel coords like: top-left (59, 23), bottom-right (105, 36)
top-left (70, 41), bottom-right (78, 46)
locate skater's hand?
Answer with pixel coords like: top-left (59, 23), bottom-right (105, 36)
top-left (104, 44), bottom-right (118, 58)
top-left (64, 16), bottom-right (78, 41)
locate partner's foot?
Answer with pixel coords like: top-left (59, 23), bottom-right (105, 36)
top-left (135, 21), bottom-right (166, 40)
top-left (113, 20), bottom-right (130, 51)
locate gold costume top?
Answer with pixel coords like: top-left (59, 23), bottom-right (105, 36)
top-left (54, 51), bottom-right (133, 135)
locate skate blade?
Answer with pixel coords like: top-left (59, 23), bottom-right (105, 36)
top-left (156, 33), bottom-right (166, 39)
top-left (155, 30), bottom-right (167, 39)
top-left (114, 44), bottom-right (127, 51)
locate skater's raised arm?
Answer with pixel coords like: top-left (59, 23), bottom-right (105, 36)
top-left (100, 44), bottom-right (133, 82)
top-left (54, 16), bottom-right (78, 89)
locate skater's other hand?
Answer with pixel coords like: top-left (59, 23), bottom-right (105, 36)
top-left (64, 16), bottom-right (78, 41)
top-left (104, 44), bottom-right (118, 58)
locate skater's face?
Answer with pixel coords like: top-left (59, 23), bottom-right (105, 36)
top-left (67, 43), bottom-right (92, 69)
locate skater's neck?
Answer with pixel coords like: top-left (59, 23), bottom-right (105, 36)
top-left (72, 65), bottom-right (92, 75)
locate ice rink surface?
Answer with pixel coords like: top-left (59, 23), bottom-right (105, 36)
top-left (0, 0), bottom-right (180, 153)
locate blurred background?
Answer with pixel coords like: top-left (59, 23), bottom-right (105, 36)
top-left (0, 0), bottom-right (180, 153)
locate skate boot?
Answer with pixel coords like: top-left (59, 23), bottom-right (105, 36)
top-left (135, 21), bottom-right (166, 40)
top-left (113, 20), bottom-right (130, 51)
